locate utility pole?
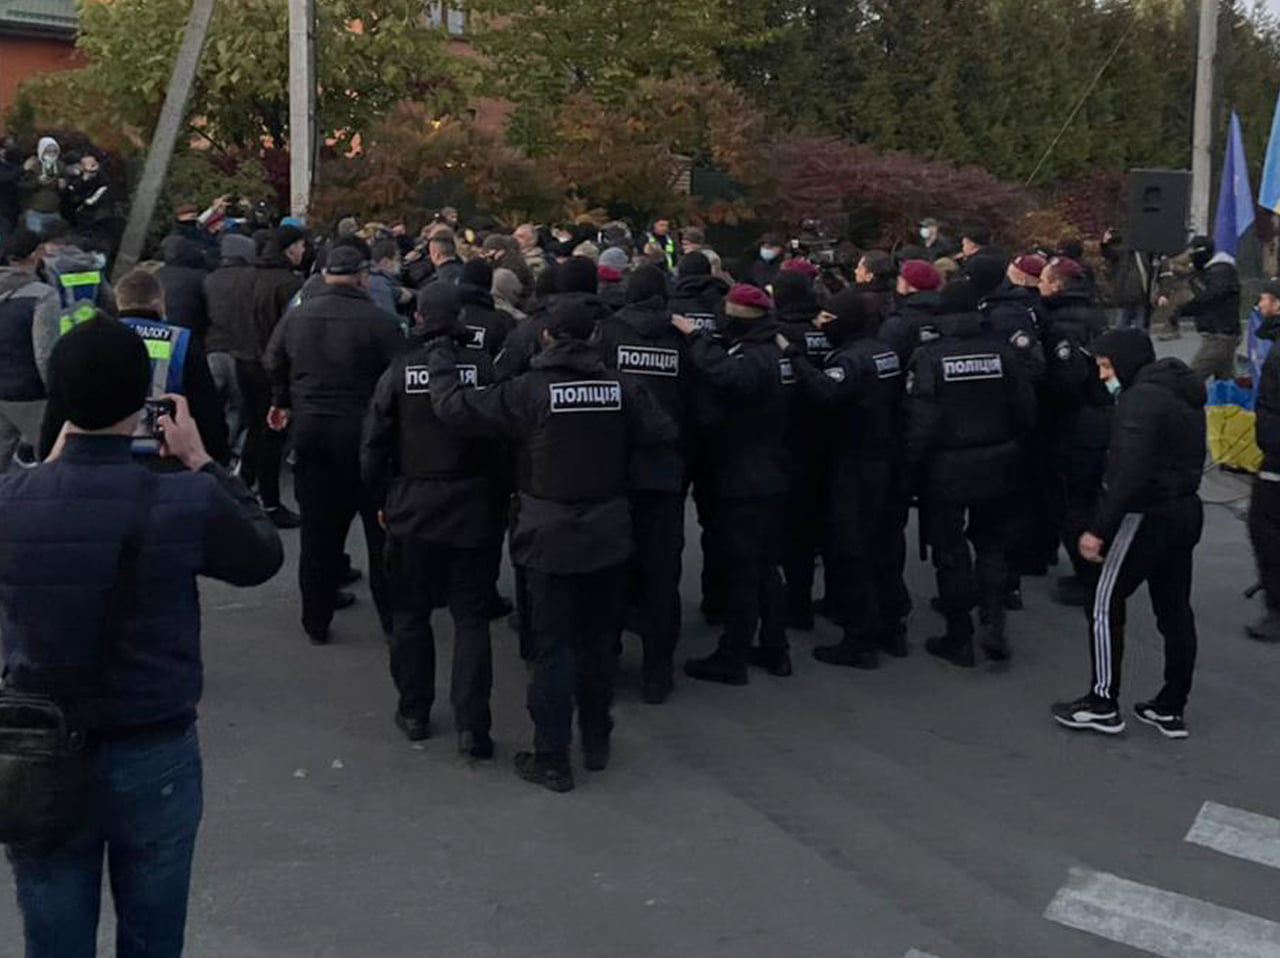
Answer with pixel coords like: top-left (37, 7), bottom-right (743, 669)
top-left (113, 0), bottom-right (216, 280)
top-left (1190, 0), bottom-right (1219, 235)
top-left (288, 0), bottom-right (317, 220)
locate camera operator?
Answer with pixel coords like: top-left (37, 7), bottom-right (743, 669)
top-left (0, 315), bottom-right (282, 956)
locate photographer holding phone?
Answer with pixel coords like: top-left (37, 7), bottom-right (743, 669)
top-left (0, 315), bottom-right (282, 957)
top-left (39, 269), bottom-right (228, 466)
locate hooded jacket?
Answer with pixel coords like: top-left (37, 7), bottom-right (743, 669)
top-left (361, 328), bottom-right (502, 548)
top-left (459, 282), bottom-right (516, 358)
top-left (597, 293), bottom-right (687, 492)
top-left (905, 310), bottom-right (1037, 503)
top-left (1179, 253), bottom-right (1241, 336)
top-left (1088, 337), bottom-right (1206, 540)
top-left (18, 138), bottom-right (64, 214)
top-left (0, 267), bottom-right (59, 401)
top-left (204, 235), bottom-right (257, 356)
top-left (41, 243), bottom-right (115, 317)
top-left (250, 245), bottom-right (304, 363)
top-left (157, 235), bottom-right (211, 339)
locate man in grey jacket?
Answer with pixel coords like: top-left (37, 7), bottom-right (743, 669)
top-left (0, 228), bottom-right (59, 470)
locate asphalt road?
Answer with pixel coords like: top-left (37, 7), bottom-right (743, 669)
top-left (3, 338), bottom-right (1279, 958)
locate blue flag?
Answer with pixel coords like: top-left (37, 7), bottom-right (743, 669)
top-left (1259, 89), bottom-right (1280, 215)
top-left (1213, 111), bottom-right (1256, 258)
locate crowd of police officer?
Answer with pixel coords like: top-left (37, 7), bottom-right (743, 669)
top-left (254, 221), bottom-right (1174, 794)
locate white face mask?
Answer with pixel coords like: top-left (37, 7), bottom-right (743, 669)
top-left (1104, 376), bottom-right (1122, 397)
top-left (920, 227), bottom-right (933, 241)
top-left (760, 247), bottom-right (780, 262)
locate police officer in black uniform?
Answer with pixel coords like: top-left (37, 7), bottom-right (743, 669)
top-left (426, 296), bottom-right (675, 793)
top-left (264, 244), bottom-right (404, 643)
top-left (597, 265), bottom-right (688, 704)
top-left (1038, 256), bottom-right (1112, 607)
top-left (361, 283), bottom-right (500, 757)
top-left (670, 252), bottom-right (730, 623)
top-left (781, 288), bottom-right (907, 668)
top-left (774, 269), bottom-right (831, 631)
top-left (906, 278), bottom-right (1036, 667)
top-left (675, 283), bottom-right (793, 686)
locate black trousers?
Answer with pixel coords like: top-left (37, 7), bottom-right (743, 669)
top-left (1087, 500), bottom-right (1202, 710)
top-left (387, 537), bottom-right (493, 733)
top-left (927, 499), bottom-right (1011, 640)
top-left (293, 415), bottom-right (391, 634)
top-left (236, 360), bottom-right (285, 509)
top-left (783, 458), bottom-right (826, 618)
top-left (687, 443), bottom-right (725, 615)
top-left (825, 459), bottom-right (910, 639)
top-left (525, 565), bottom-right (627, 754)
top-left (629, 492), bottom-right (685, 682)
top-left (1249, 478), bottom-right (1280, 613)
top-left (717, 497), bottom-right (787, 659)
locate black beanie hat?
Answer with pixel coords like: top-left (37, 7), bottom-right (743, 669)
top-left (626, 264), bottom-right (669, 305)
top-left (965, 253), bottom-right (1007, 299)
top-left (546, 296), bottom-right (606, 340)
top-left (1091, 328), bottom-right (1156, 388)
top-left (461, 257), bottom-right (493, 290)
top-left (677, 251), bottom-right (711, 278)
top-left (558, 256), bottom-right (599, 295)
top-left (824, 289), bottom-right (880, 345)
top-left (939, 277), bottom-right (980, 314)
top-left (49, 316), bottom-right (151, 430)
top-left (417, 282), bottom-right (463, 338)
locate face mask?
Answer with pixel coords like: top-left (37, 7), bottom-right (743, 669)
top-left (1104, 377), bottom-right (1122, 397)
top-left (920, 227), bottom-right (932, 241)
top-left (760, 247), bottom-right (779, 262)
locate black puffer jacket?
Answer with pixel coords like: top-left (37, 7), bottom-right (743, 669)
top-left (1179, 256), bottom-right (1241, 335)
top-left (156, 236), bottom-right (210, 339)
top-left (1089, 338), bottom-right (1206, 540)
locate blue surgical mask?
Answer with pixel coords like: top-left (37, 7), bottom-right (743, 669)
top-left (760, 247), bottom-right (780, 262)
top-left (1105, 377), bottom-right (1122, 397)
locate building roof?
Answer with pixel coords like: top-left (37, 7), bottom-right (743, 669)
top-left (0, 0), bottom-right (78, 38)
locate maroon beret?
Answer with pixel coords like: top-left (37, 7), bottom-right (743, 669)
top-left (781, 257), bottom-right (818, 278)
top-left (597, 264), bottom-right (623, 283)
top-left (1048, 256), bottom-right (1083, 281)
top-left (900, 259), bottom-right (942, 292)
top-left (725, 282), bottom-right (774, 319)
top-left (1012, 254), bottom-right (1046, 278)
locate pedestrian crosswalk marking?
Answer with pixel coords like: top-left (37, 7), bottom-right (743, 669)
top-left (1185, 801), bottom-right (1280, 870)
top-left (1044, 866), bottom-right (1280, 957)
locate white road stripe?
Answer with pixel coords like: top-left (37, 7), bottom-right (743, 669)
top-left (1044, 867), bottom-right (1280, 958)
top-left (1186, 801), bottom-right (1280, 870)
top-left (905, 951), bottom-right (943, 958)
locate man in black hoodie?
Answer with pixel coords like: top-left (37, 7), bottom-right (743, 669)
top-left (781, 289), bottom-right (907, 668)
top-left (458, 258), bottom-right (515, 359)
top-left (1053, 329), bottom-right (1205, 739)
top-left (361, 283), bottom-right (500, 756)
top-left (675, 283), bottom-right (793, 686)
top-left (670, 252), bottom-right (731, 622)
top-left (598, 265), bottom-right (688, 703)
top-left (426, 297), bottom-right (676, 793)
top-left (156, 235), bottom-right (210, 340)
top-left (907, 279), bottom-right (1037, 667)
top-left (1179, 235), bottom-right (1243, 382)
